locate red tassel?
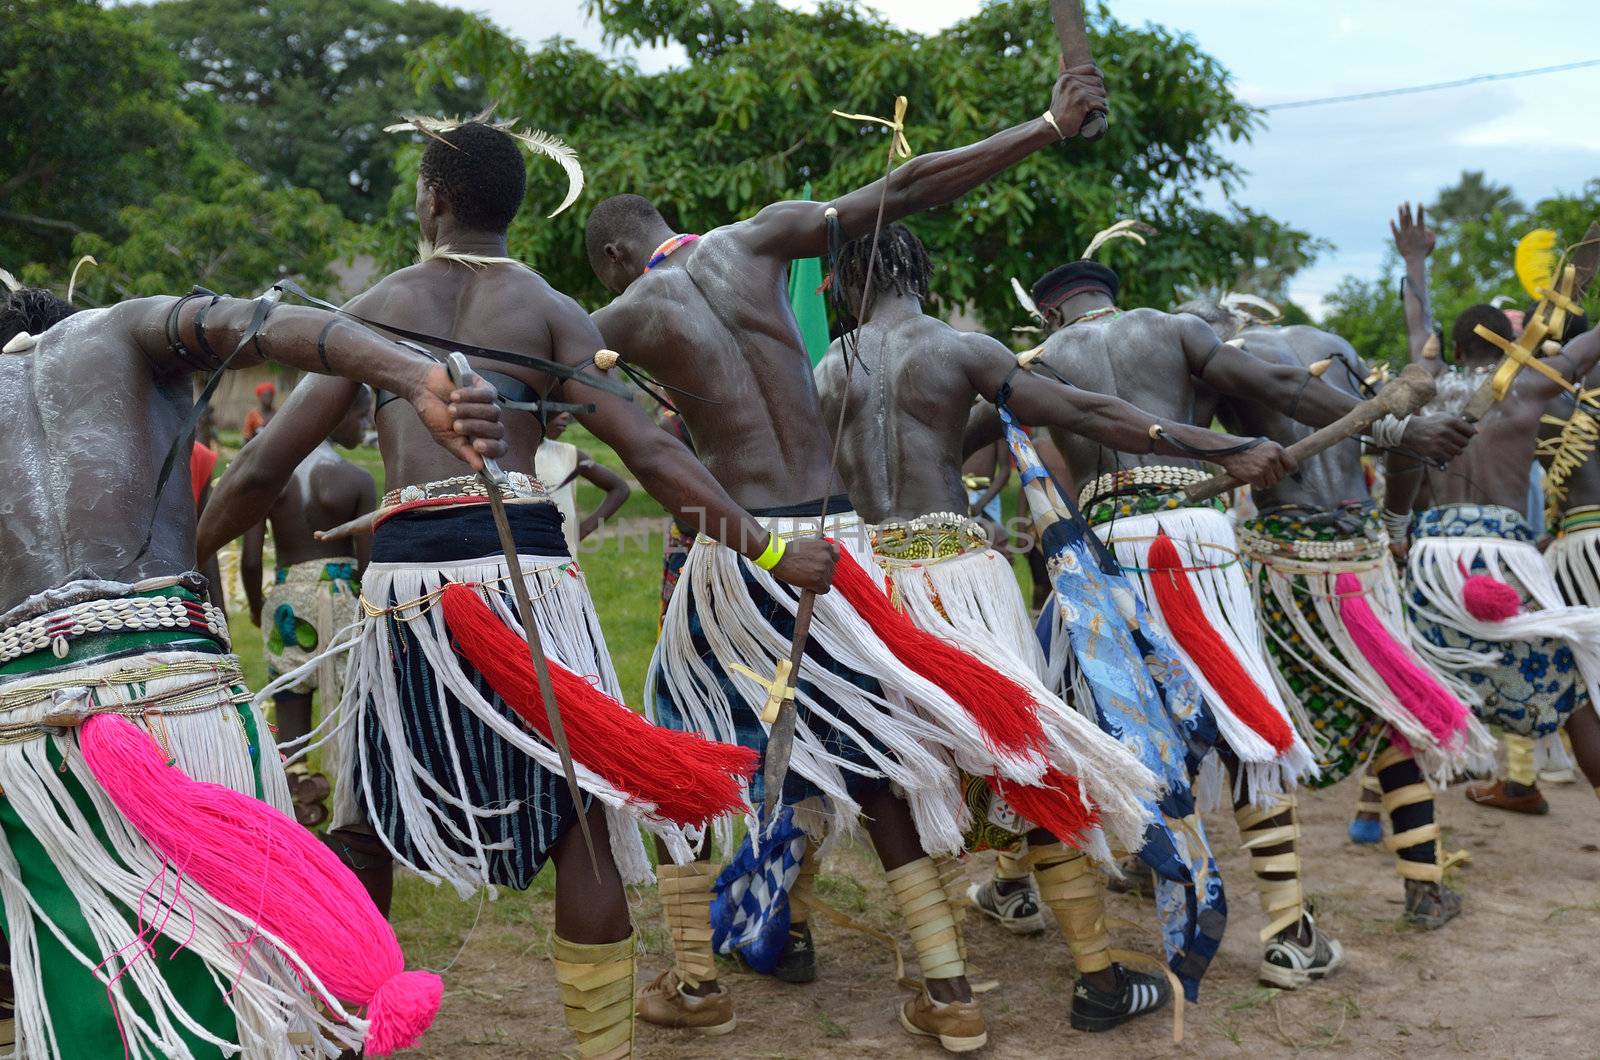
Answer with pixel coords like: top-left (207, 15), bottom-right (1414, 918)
top-left (828, 546), bottom-right (1046, 758)
top-left (439, 584), bottom-right (758, 826)
top-left (1147, 531), bottom-right (1295, 754)
top-left (991, 768), bottom-right (1099, 848)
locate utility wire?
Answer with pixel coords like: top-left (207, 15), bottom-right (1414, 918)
top-left (1259, 57), bottom-right (1600, 111)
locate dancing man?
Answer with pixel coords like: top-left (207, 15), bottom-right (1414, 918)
top-left (588, 65), bottom-right (1112, 1050)
top-left (201, 115), bottom-right (836, 1059)
top-left (816, 223), bottom-right (1296, 1028)
top-left (0, 281), bottom-right (502, 1057)
top-left (1185, 295), bottom-right (1490, 928)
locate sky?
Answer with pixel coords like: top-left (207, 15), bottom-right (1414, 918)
top-left (453, 0), bottom-right (1600, 318)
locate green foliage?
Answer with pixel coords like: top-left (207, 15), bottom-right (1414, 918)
top-left (1323, 175), bottom-right (1600, 368)
top-left (386, 0), bottom-right (1321, 328)
top-left (0, 0), bottom-right (194, 271)
top-left (137, 0), bottom-right (477, 222)
top-left (1429, 170), bottom-right (1523, 226)
top-left (68, 156), bottom-right (350, 302)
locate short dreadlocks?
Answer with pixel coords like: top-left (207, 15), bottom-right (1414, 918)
top-left (835, 223), bottom-right (931, 305)
top-left (418, 121), bottom-right (527, 232)
top-left (0, 286), bottom-right (77, 347)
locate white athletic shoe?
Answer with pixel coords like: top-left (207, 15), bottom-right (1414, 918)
top-left (967, 878), bottom-right (1047, 935)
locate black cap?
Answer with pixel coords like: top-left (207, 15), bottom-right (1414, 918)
top-left (1032, 261), bottom-right (1120, 312)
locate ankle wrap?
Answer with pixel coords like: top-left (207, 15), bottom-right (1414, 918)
top-left (994, 847), bottom-right (1031, 882)
top-left (1028, 841), bottom-right (1111, 974)
top-left (935, 855), bottom-right (972, 963)
top-left (790, 843), bottom-right (819, 926)
top-left (553, 934), bottom-right (635, 1059)
top-left (1234, 794), bottom-right (1304, 942)
top-left (1505, 731), bottom-right (1537, 786)
top-left (886, 858), bottom-right (965, 981)
top-left (658, 862), bottom-right (717, 987)
top-left (1375, 745), bottom-right (1443, 883)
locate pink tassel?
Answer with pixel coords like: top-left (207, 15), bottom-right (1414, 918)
top-left (79, 715), bottom-right (441, 1056)
top-left (1334, 573), bottom-right (1470, 746)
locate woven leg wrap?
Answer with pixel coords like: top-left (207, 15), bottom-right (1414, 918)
top-left (554, 934), bottom-right (635, 1059)
top-left (1505, 731), bottom-right (1538, 786)
top-left (1235, 794), bottom-right (1305, 943)
top-left (885, 858), bottom-right (966, 981)
top-left (935, 856), bottom-right (971, 963)
top-left (1375, 745), bottom-right (1443, 883)
top-left (1027, 842), bottom-right (1111, 975)
top-left (658, 862), bottom-right (717, 987)
top-left (790, 842), bottom-right (820, 926)
top-left (995, 847), bottom-right (1031, 882)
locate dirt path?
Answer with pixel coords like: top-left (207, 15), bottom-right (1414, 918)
top-left (391, 777), bottom-right (1600, 1058)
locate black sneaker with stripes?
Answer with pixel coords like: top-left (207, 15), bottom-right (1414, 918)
top-left (1069, 963), bottom-right (1172, 1032)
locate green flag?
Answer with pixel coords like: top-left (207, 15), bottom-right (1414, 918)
top-left (788, 183), bottom-right (831, 365)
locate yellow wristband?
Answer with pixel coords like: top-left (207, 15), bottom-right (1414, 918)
top-left (754, 532), bottom-right (787, 571)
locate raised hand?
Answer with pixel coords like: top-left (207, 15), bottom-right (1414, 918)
top-left (1391, 202), bottom-right (1436, 260)
top-left (1049, 62), bottom-right (1108, 139)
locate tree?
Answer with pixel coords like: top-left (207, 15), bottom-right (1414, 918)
top-left (1429, 170), bottom-right (1524, 226)
top-left (376, 0), bottom-right (1320, 332)
top-left (138, 0), bottom-right (478, 222)
top-left (0, 0), bottom-right (195, 272)
top-left (1322, 177), bottom-right (1600, 368)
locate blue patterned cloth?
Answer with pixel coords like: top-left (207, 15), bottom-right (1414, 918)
top-left (1407, 504), bottom-right (1582, 737)
top-left (1001, 405), bottom-right (1225, 1001)
top-left (709, 806), bottom-right (808, 973)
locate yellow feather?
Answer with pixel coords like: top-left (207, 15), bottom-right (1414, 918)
top-left (1515, 228), bottom-right (1559, 301)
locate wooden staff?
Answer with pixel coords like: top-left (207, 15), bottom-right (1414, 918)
top-left (1183, 362), bottom-right (1437, 503)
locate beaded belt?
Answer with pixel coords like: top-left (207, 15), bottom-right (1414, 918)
top-left (0, 594), bottom-right (229, 667)
top-left (1235, 524), bottom-right (1386, 564)
top-left (1560, 505), bottom-right (1600, 536)
top-left (0, 657), bottom-right (247, 743)
top-left (1077, 465), bottom-right (1214, 510)
top-left (382, 471), bottom-right (545, 509)
top-left (872, 513), bottom-right (990, 564)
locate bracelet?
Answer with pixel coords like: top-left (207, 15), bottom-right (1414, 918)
top-left (754, 532), bottom-right (787, 571)
top-left (1380, 508), bottom-right (1412, 542)
top-left (1371, 414), bottom-right (1412, 450)
top-left (1041, 110), bottom-right (1064, 139)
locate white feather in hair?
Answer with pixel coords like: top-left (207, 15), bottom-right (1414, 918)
top-left (1220, 292), bottom-right (1281, 322)
top-left (66, 255), bottom-right (96, 304)
top-left (1080, 218), bottom-right (1157, 260)
top-left (386, 110), bottom-right (585, 219)
top-left (1011, 277), bottom-right (1043, 322)
top-left (0, 266), bottom-right (19, 293)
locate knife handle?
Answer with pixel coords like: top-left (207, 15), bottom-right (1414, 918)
top-left (1078, 109), bottom-right (1107, 141)
top-left (445, 351), bottom-right (509, 485)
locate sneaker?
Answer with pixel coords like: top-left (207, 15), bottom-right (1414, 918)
top-left (1403, 880), bottom-right (1463, 930)
top-left (1069, 964), bottom-right (1171, 1032)
top-left (635, 970), bottom-right (736, 1035)
top-left (967, 878), bottom-right (1046, 935)
top-left (1259, 909), bottom-right (1345, 989)
top-left (1464, 779), bottom-right (1549, 815)
top-left (898, 986), bottom-right (987, 1053)
top-left (769, 923), bottom-right (817, 984)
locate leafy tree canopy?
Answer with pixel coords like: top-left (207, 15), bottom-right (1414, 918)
top-left (138, 0), bottom-right (477, 222)
top-left (383, 0), bottom-right (1320, 331)
top-left (1323, 173), bottom-right (1600, 369)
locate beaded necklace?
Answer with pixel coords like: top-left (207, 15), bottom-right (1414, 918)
top-left (644, 233), bottom-right (700, 273)
top-left (1066, 305), bottom-right (1122, 328)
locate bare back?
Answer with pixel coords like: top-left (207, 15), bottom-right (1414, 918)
top-left (348, 260), bottom-right (570, 486)
top-left (0, 305), bottom-right (196, 618)
top-left (268, 443), bottom-right (374, 566)
top-left (594, 227), bottom-right (837, 509)
top-left (1221, 325), bottom-right (1370, 511)
top-left (1426, 367), bottom-right (1544, 510)
top-left (1033, 308), bottom-right (1202, 484)
top-left (815, 313), bottom-right (982, 524)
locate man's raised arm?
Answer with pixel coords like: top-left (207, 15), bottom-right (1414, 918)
top-left (1182, 315), bottom-right (1359, 429)
top-left (744, 64), bottom-right (1107, 261)
top-left (197, 374), bottom-right (360, 563)
top-left (122, 294), bottom-right (504, 471)
top-left (958, 332), bottom-right (1296, 489)
top-left (1391, 202), bottom-right (1440, 371)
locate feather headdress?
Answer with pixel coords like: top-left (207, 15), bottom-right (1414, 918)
top-left (1515, 229), bottom-right (1559, 302)
top-left (1081, 218), bottom-right (1157, 260)
top-left (66, 254), bottom-right (96, 304)
top-left (385, 109), bottom-right (584, 219)
top-left (0, 265), bottom-right (19, 293)
top-left (1221, 292), bottom-right (1282, 323)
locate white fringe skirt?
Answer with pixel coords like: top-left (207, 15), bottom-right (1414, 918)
top-left (0, 651), bottom-right (354, 1059)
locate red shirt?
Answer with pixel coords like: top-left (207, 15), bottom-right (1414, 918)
top-left (190, 442), bottom-right (219, 509)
